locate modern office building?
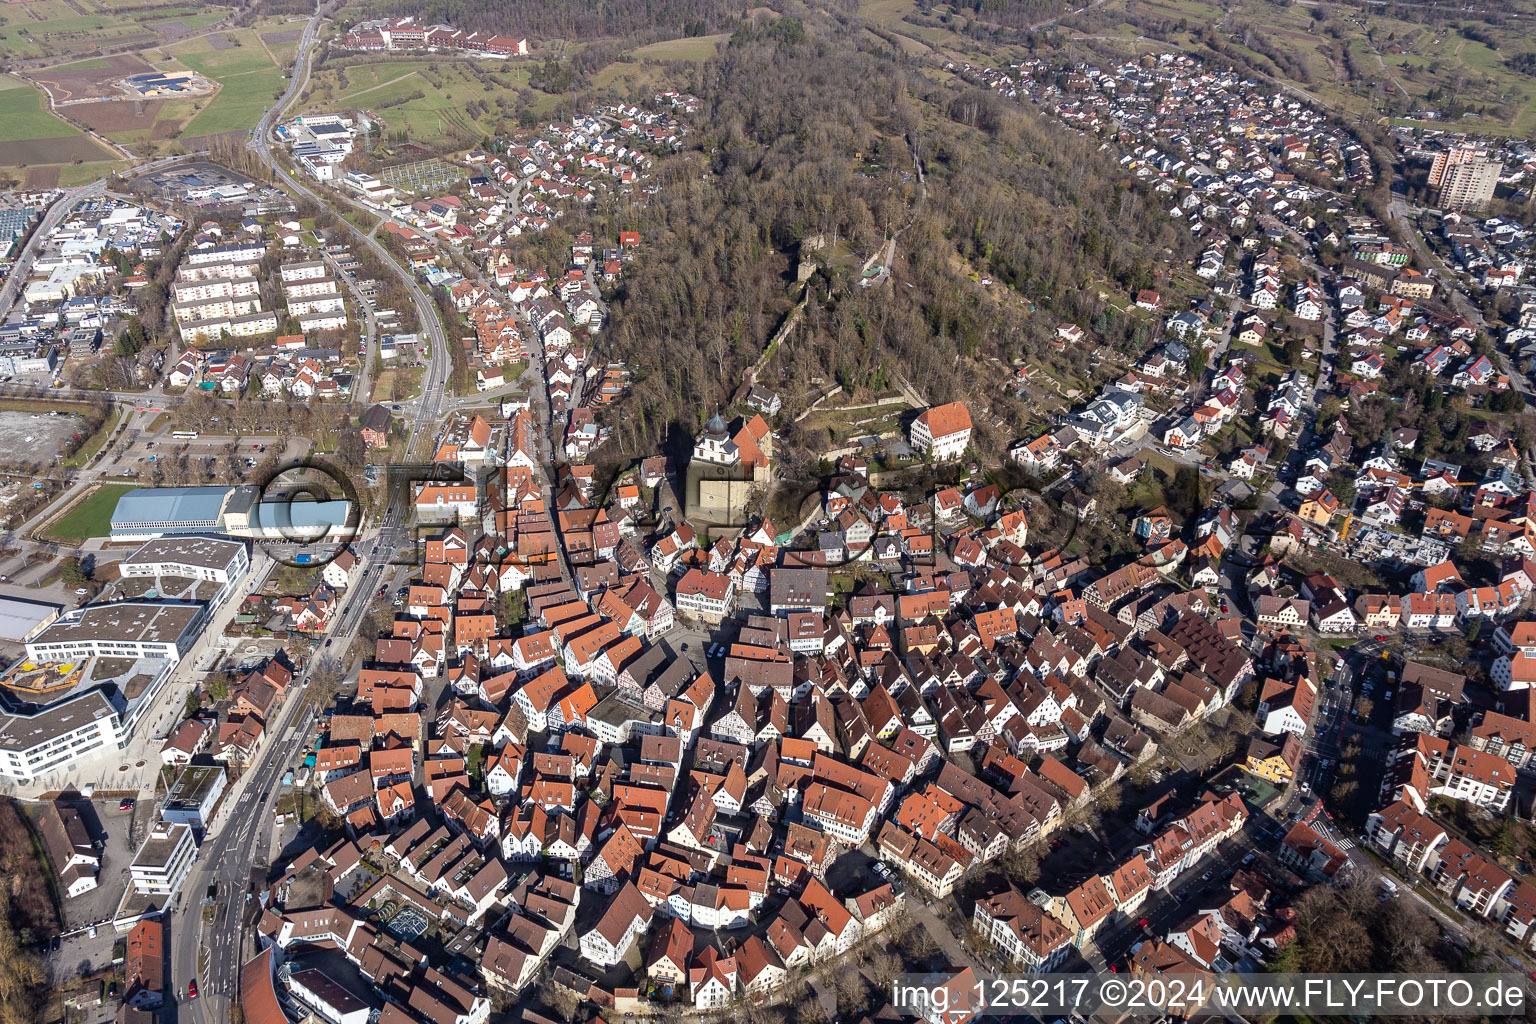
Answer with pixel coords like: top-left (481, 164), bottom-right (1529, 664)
top-left (24, 602), bottom-right (204, 663)
top-left (119, 535), bottom-right (249, 585)
top-left (0, 535), bottom-right (251, 783)
top-left (160, 764), bottom-right (227, 829)
top-left (129, 822), bottom-right (197, 895)
top-left (0, 689), bottom-right (126, 782)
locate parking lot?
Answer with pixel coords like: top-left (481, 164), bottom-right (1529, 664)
top-left (98, 431), bottom-right (312, 488)
top-left (130, 162), bottom-right (283, 209)
top-left (823, 843), bottom-right (904, 900)
top-left (0, 408), bottom-right (84, 457)
top-left (46, 799), bottom-right (145, 985)
top-left (0, 568), bottom-right (80, 616)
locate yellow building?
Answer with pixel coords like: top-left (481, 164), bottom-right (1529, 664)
top-left (1244, 733), bottom-right (1302, 784)
top-left (1357, 594), bottom-right (1402, 630)
top-left (1298, 490), bottom-right (1340, 527)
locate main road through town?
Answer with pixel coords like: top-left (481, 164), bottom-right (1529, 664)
top-left (166, 3), bottom-right (458, 1019)
top-left (247, 0), bottom-right (453, 463)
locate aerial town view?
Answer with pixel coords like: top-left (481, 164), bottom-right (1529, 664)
top-left (9, 0), bottom-right (1536, 1020)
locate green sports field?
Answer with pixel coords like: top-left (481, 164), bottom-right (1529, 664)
top-left (49, 484), bottom-right (135, 542)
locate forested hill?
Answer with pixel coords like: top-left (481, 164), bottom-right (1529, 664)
top-left (593, 7), bottom-right (1193, 462)
top-left (350, 0), bottom-right (751, 43)
top-left (341, 0), bottom-right (1061, 41)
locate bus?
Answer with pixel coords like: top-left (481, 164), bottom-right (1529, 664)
top-left (171, 430), bottom-right (199, 440)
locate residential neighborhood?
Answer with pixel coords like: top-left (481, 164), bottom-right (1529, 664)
top-left (11, 4), bottom-right (1536, 1024)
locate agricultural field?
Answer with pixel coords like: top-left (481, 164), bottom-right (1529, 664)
top-left (67, 96), bottom-right (171, 146)
top-left (298, 59), bottom-right (530, 144)
top-left (0, 74), bottom-right (90, 141)
top-left (259, 18), bottom-right (308, 65)
top-left (0, 0), bottom-right (231, 60)
top-left (28, 53), bottom-right (154, 102)
top-left (21, 23), bottom-right (299, 149)
top-left (154, 28), bottom-right (286, 139)
top-left (24, 53), bottom-right (168, 147)
top-left (56, 158), bottom-right (122, 186)
top-left (629, 34), bottom-right (729, 61)
top-left (0, 74), bottom-right (117, 180)
top-left (138, 8), bottom-right (225, 35)
top-left (170, 30), bottom-right (283, 78)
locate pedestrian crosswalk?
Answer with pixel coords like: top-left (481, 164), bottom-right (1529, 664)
top-left (1313, 817), bottom-right (1354, 850)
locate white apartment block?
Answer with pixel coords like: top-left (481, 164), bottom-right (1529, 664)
top-left (177, 258), bottom-right (262, 282)
top-left (185, 242), bottom-right (266, 267)
top-left (171, 276), bottom-right (260, 304)
top-left (180, 310), bottom-right (280, 342)
top-left (280, 260), bottom-right (330, 283)
top-left (287, 292), bottom-right (347, 317)
top-left (284, 277), bottom-right (342, 300)
top-left (172, 295), bottom-right (263, 326)
top-left (1431, 757), bottom-right (1514, 812)
top-left (297, 311), bottom-right (349, 333)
